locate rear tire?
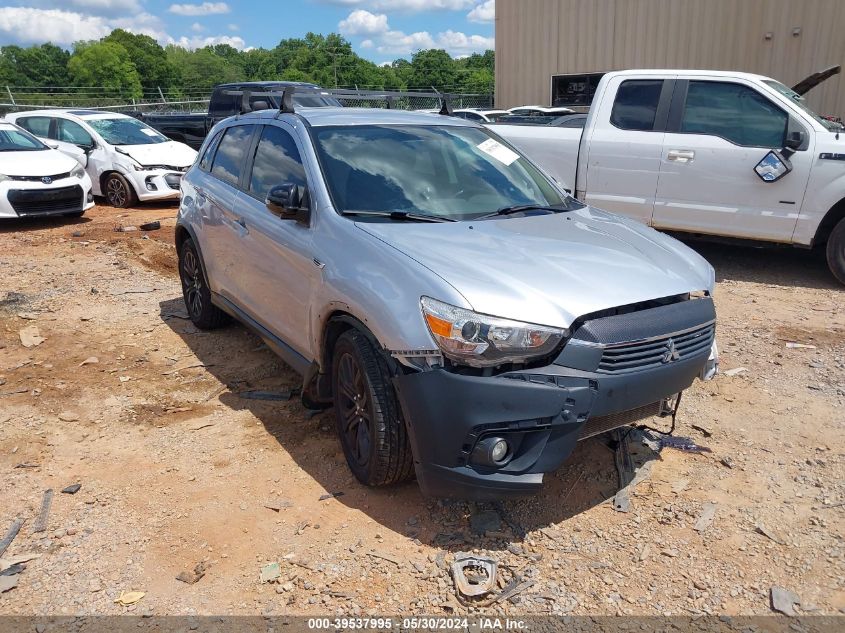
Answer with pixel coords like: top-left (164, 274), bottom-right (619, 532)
top-left (104, 173), bottom-right (137, 209)
top-left (331, 329), bottom-right (414, 487)
top-left (826, 218), bottom-right (845, 285)
top-left (177, 237), bottom-right (228, 329)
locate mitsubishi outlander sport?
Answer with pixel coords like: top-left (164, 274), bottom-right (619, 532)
top-left (175, 93), bottom-right (719, 499)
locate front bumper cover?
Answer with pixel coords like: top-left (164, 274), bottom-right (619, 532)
top-left (394, 297), bottom-right (716, 500)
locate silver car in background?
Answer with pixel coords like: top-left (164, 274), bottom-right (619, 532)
top-left (175, 105), bottom-right (718, 499)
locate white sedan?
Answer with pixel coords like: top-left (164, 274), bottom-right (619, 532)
top-left (0, 121), bottom-right (94, 219)
top-left (7, 110), bottom-right (197, 209)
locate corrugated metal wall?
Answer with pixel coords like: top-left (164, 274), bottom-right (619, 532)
top-left (495, 0), bottom-right (845, 116)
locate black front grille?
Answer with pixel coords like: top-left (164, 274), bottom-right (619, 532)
top-left (578, 401), bottom-right (661, 440)
top-left (164, 173), bottom-right (182, 189)
top-left (8, 185), bottom-right (84, 216)
top-left (9, 172), bottom-right (72, 182)
top-left (597, 323), bottom-right (715, 375)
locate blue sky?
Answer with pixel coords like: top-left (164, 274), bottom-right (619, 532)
top-left (0, 0), bottom-right (495, 63)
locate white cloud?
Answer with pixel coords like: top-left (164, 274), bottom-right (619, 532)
top-left (167, 2), bottom-right (230, 16)
top-left (190, 21), bottom-right (204, 32)
top-left (227, 23), bottom-right (238, 31)
top-left (169, 34), bottom-right (246, 49)
top-left (435, 30), bottom-right (494, 53)
top-left (0, 6), bottom-right (246, 50)
top-left (376, 29), bottom-right (435, 55)
top-left (337, 8), bottom-right (493, 57)
top-left (0, 7), bottom-right (112, 44)
top-left (338, 9), bottom-right (388, 36)
top-left (322, 0), bottom-right (474, 11)
top-left (467, 0), bottom-right (494, 23)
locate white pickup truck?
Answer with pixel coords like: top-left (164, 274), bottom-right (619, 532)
top-left (493, 69), bottom-right (845, 284)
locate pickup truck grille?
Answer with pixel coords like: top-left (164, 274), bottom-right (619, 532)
top-left (597, 323), bottom-right (715, 375)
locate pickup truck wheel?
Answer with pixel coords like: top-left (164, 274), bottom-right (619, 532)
top-left (177, 238), bottom-right (228, 329)
top-left (826, 218), bottom-right (845, 285)
top-left (104, 173), bottom-right (137, 209)
top-left (332, 330), bottom-right (414, 487)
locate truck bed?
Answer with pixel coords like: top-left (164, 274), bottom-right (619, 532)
top-left (489, 124), bottom-right (582, 192)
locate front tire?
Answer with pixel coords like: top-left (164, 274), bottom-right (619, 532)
top-left (104, 173), bottom-right (137, 209)
top-left (826, 218), bottom-right (845, 285)
top-left (177, 237), bottom-right (228, 329)
top-left (331, 329), bottom-right (414, 487)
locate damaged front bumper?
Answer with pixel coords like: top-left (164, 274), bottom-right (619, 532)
top-left (393, 297), bottom-right (717, 500)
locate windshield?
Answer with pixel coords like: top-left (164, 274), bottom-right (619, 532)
top-left (0, 126), bottom-right (47, 151)
top-left (312, 124), bottom-right (580, 221)
top-left (763, 80), bottom-right (842, 131)
top-left (87, 117), bottom-right (169, 145)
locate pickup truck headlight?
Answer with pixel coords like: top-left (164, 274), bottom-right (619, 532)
top-left (71, 165), bottom-right (85, 179)
top-left (421, 297), bottom-right (567, 367)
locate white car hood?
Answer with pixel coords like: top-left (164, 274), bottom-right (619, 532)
top-left (357, 206), bottom-right (715, 329)
top-left (115, 141), bottom-right (197, 168)
top-left (0, 149), bottom-right (79, 177)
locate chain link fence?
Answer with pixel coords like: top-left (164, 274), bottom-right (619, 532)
top-left (0, 86), bottom-right (493, 114)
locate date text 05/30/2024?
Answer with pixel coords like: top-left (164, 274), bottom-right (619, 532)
top-left (307, 617), bottom-right (528, 630)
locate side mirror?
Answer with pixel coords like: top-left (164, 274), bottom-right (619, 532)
top-left (784, 130), bottom-right (806, 151)
top-left (46, 141), bottom-right (59, 150)
top-left (266, 183), bottom-right (310, 222)
top-left (754, 150), bottom-right (793, 183)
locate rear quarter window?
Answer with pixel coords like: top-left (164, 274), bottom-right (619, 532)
top-left (210, 125), bottom-right (254, 186)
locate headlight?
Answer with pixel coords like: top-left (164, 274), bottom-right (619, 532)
top-left (71, 165), bottom-right (85, 179)
top-left (421, 296), bottom-right (567, 367)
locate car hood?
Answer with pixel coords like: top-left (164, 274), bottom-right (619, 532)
top-left (115, 141), bottom-right (197, 168)
top-left (356, 207), bottom-right (714, 329)
top-left (0, 149), bottom-right (79, 177)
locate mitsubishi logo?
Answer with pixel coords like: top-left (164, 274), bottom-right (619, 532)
top-left (662, 338), bottom-right (680, 363)
top-left (41, 176), bottom-right (52, 184)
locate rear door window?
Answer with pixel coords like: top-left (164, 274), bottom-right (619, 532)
top-left (210, 125), bottom-right (254, 187)
top-left (610, 79), bottom-right (663, 131)
top-left (681, 81), bottom-right (788, 148)
top-left (248, 125), bottom-right (306, 200)
top-left (17, 116), bottom-right (52, 138)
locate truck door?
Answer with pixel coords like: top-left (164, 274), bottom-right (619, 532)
top-left (580, 77), bottom-right (672, 225)
top-left (652, 79), bottom-right (812, 241)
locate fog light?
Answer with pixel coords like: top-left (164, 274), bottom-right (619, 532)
top-left (472, 436), bottom-right (511, 467)
top-left (490, 439), bottom-right (508, 463)
top-left (86, 192), bottom-right (93, 202)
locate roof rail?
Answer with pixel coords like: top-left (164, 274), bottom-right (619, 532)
top-left (221, 86), bottom-right (454, 116)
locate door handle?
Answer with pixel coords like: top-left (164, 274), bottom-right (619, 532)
top-left (235, 217), bottom-right (246, 229)
top-left (667, 149), bottom-right (696, 163)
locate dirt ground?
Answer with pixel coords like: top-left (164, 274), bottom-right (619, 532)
top-left (0, 202), bottom-right (843, 619)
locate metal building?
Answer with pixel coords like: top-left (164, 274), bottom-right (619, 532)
top-left (495, 0), bottom-right (845, 116)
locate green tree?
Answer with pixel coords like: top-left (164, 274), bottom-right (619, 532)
top-left (407, 49), bottom-right (457, 91)
top-left (166, 45), bottom-right (243, 90)
top-left (0, 44), bottom-right (70, 87)
top-left (68, 41), bottom-right (142, 99)
top-left (104, 29), bottom-right (178, 92)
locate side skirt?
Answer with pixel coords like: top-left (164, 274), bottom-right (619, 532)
top-left (210, 292), bottom-right (311, 376)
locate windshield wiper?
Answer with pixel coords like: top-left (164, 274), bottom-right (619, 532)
top-left (342, 210), bottom-right (456, 223)
top-left (475, 204), bottom-right (567, 220)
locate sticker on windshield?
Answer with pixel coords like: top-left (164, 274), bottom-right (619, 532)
top-left (477, 138), bottom-right (520, 166)
top-left (140, 128), bottom-right (159, 137)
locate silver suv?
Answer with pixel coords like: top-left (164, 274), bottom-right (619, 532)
top-left (176, 100), bottom-right (718, 499)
